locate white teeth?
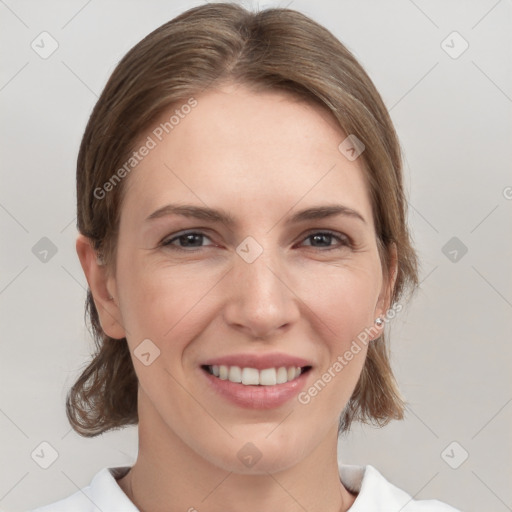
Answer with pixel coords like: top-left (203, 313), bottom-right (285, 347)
top-left (207, 365), bottom-right (305, 386)
top-left (219, 365), bottom-right (228, 380)
top-left (260, 368), bottom-right (277, 386)
top-left (241, 367), bottom-right (259, 385)
top-left (228, 365), bottom-right (242, 383)
top-left (276, 367), bottom-right (288, 384)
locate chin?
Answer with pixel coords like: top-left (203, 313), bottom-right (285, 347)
top-left (197, 432), bottom-right (308, 475)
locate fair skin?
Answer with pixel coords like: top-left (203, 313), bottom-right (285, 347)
top-left (77, 84), bottom-right (397, 512)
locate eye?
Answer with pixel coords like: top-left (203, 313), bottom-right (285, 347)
top-left (299, 231), bottom-right (351, 251)
top-left (160, 229), bottom-right (352, 253)
top-left (161, 231), bottom-right (215, 251)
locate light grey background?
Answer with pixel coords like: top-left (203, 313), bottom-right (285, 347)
top-left (1, 1), bottom-right (511, 511)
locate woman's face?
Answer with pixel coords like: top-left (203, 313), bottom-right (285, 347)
top-left (101, 84), bottom-right (393, 473)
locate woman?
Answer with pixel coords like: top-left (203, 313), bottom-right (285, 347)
top-left (31, 3), bottom-right (459, 511)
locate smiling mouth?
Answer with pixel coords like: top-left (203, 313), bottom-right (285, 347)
top-left (201, 364), bottom-right (312, 386)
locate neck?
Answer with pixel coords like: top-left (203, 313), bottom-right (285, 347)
top-left (117, 390), bottom-right (356, 512)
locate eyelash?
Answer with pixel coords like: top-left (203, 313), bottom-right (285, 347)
top-left (160, 230), bottom-right (352, 253)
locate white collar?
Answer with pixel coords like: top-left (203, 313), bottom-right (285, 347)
top-left (53, 463), bottom-right (456, 511)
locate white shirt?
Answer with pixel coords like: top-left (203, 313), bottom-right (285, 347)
top-left (30, 464), bottom-right (460, 511)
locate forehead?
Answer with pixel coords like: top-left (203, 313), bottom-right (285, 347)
top-left (121, 84), bottom-right (374, 229)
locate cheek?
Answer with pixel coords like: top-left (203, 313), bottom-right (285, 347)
top-left (294, 258), bottom-right (382, 338)
top-left (292, 266), bottom-right (377, 416)
top-left (116, 257), bottom-right (224, 344)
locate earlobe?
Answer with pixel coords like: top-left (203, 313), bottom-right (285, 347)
top-left (75, 234), bottom-right (126, 340)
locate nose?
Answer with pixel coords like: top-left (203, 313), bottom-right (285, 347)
top-left (222, 245), bottom-right (300, 340)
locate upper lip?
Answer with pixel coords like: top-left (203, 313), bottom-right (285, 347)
top-left (201, 352), bottom-right (313, 370)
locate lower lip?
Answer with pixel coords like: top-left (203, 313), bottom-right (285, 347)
top-left (200, 367), bottom-right (310, 409)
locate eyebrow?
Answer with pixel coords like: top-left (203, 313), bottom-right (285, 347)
top-left (145, 203), bottom-right (366, 226)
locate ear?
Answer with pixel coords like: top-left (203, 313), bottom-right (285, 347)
top-left (376, 242), bottom-right (398, 318)
top-left (76, 234), bottom-right (126, 340)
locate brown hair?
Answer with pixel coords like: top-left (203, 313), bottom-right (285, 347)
top-left (67, 2), bottom-right (419, 437)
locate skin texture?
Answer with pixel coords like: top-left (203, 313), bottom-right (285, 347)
top-left (77, 83), bottom-right (397, 512)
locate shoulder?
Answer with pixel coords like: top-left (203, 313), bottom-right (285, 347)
top-left (28, 466), bottom-right (137, 512)
top-left (340, 464), bottom-right (460, 511)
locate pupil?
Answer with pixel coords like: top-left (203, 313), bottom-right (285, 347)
top-left (182, 234), bottom-right (201, 247)
top-left (313, 234), bottom-right (330, 246)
